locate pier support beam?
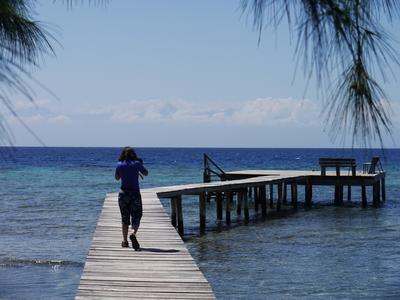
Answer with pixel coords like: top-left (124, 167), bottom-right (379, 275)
top-left (282, 182), bottom-right (287, 205)
top-left (373, 181), bottom-right (381, 207)
top-left (291, 182), bottom-right (298, 209)
top-left (170, 197), bottom-right (177, 227)
top-left (334, 184), bottom-right (344, 206)
top-left (277, 182), bottom-right (283, 211)
top-left (260, 185), bottom-right (267, 219)
top-left (381, 177), bottom-right (386, 202)
top-left (361, 185), bottom-right (367, 208)
top-left (254, 187), bottom-right (259, 213)
top-left (347, 185), bottom-right (351, 202)
top-left (199, 193), bottom-right (206, 234)
top-left (377, 181), bottom-right (381, 204)
top-left (226, 191), bottom-right (232, 225)
top-left (176, 195), bottom-right (184, 237)
top-left (305, 178), bottom-right (312, 208)
top-left (216, 192), bottom-right (223, 221)
top-left (243, 190), bottom-right (249, 222)
top-left (269, 184), bottom-right (274, 208)
top-left (236, 191), bottom-right (242, 216)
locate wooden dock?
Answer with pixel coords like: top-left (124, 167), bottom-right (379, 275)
top-left (75, 190), bottom-right (215, 299)
top-left (76, 164), bottom-right (385, 299)
top-left (154, 169), bottom-right (385, 236)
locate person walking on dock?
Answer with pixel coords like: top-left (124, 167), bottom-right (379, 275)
top-left (115, 147), bottom-right (148, 250)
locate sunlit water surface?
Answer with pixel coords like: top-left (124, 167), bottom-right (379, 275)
top-left (0, 148), bottom-right (399, 299)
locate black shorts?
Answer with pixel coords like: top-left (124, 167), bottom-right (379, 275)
top-left (118, 190), bottom-right (143, 229)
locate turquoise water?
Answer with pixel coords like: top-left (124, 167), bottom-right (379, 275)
top-left (0, 147), bottom-right (399, 299)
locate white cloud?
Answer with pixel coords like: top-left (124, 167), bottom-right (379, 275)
top-left (86, 97), bottom-right (322, 127)
top-left (48, 115), bottom-right (71, 124)
top-left (11, 97), bottom-right (398, 129)
top-left (13, 99), bottom-right (53, 110)
top-left (6, 97), bottom-right (398, 147)
top-left (7, 114), bottom-right (46, 125)
top-left (230, 98), bottom-right (320, 126)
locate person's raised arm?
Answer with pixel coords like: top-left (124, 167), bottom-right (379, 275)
top-left (138, 159), bottom-right (149, 177)
top-left (115, 166), bottom-right (121, 181)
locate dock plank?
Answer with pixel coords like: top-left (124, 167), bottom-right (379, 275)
top-left (76, 191), bottom-right (215, 299)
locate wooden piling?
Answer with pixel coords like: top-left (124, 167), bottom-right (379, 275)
top-left (170, 197), bottom-right (177, 227)
top-left (236, 191), bottom-right (242, 216)
top-left (373, 181), bottom-right (381, 207)
top-left (305, 178), bottom-right (312, 208)
top-left (199, 192), bottom-right (206, 234)
top-left (260, 185), bottom-right (267, 219)
top-left (269, 184), bottom-right (274, 208)
top-left (243, 190), bottom-right (249, 222)
top-left (291, 182), bottom-right (298, 209)
top-left (377, 180), bottom-right (381, 204)
top-left (347, 185), bottom-right (351, 202)
top-left (176, 195), bottom-right (184, 237)
top-left (339, 185), bottom-right (343, 204)
top-left (361, 185), bottom-right (367, 208)
top-left (216, 192), bottom-right (223, 221)
top-left (334, 184), bottom-right (343, 206)
top-left (226, 191), bottom-right (232, 225)
top-left (282, 182), bottom-right (287, 205)
top-left (334, 186), bottom-right (338, 205)
top-left (277, 182), bottom-right (283, 211)
top-left (254, 187), bottom-right (259, 212)
top-left (381, 177), bottom-right (386, 202)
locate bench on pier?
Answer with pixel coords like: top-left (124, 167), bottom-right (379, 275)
top-left (319, 158), bottom-right (356, 176)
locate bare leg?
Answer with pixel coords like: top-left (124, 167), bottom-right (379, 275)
top-left (122, 224), bottom-right (129, 242)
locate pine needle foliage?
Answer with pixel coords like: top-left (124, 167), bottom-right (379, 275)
top-left (0, 0), bottom-right (55, 147)
top-left (242, 0), bottom-right (399, 147)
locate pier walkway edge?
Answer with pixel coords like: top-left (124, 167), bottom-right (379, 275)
top-left (75, 189), bottom-right (216, 299)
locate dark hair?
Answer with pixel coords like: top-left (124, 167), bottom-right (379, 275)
top-left (118, 146), bottom-right (138, 162)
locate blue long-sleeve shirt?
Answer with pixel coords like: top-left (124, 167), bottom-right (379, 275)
top-left (115, 160), bottom-right (148, 191)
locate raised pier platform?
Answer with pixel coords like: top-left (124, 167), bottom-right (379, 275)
top-left (154, 169), bottom-right (385, 236)
top-left (76, 168), bottom-right (385, 298)
top-left (76, 190), bottom-right (215, 299)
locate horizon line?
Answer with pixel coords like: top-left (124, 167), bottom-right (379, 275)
top-left (1, 146), bottom-right (398, 150)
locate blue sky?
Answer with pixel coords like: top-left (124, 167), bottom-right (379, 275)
top-left (6, 1), bottom-right (400, 147)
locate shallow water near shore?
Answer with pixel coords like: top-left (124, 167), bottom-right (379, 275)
top-left (0, 147), bottom-right (399, 299)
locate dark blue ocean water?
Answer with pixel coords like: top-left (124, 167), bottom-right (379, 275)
top-left (0, 147), bottom-right (399, 299)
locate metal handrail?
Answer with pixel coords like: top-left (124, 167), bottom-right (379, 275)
top-left (362, 156), bottom-right (384, 174)
top-left (203, 153), bottom-right (226, 183)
